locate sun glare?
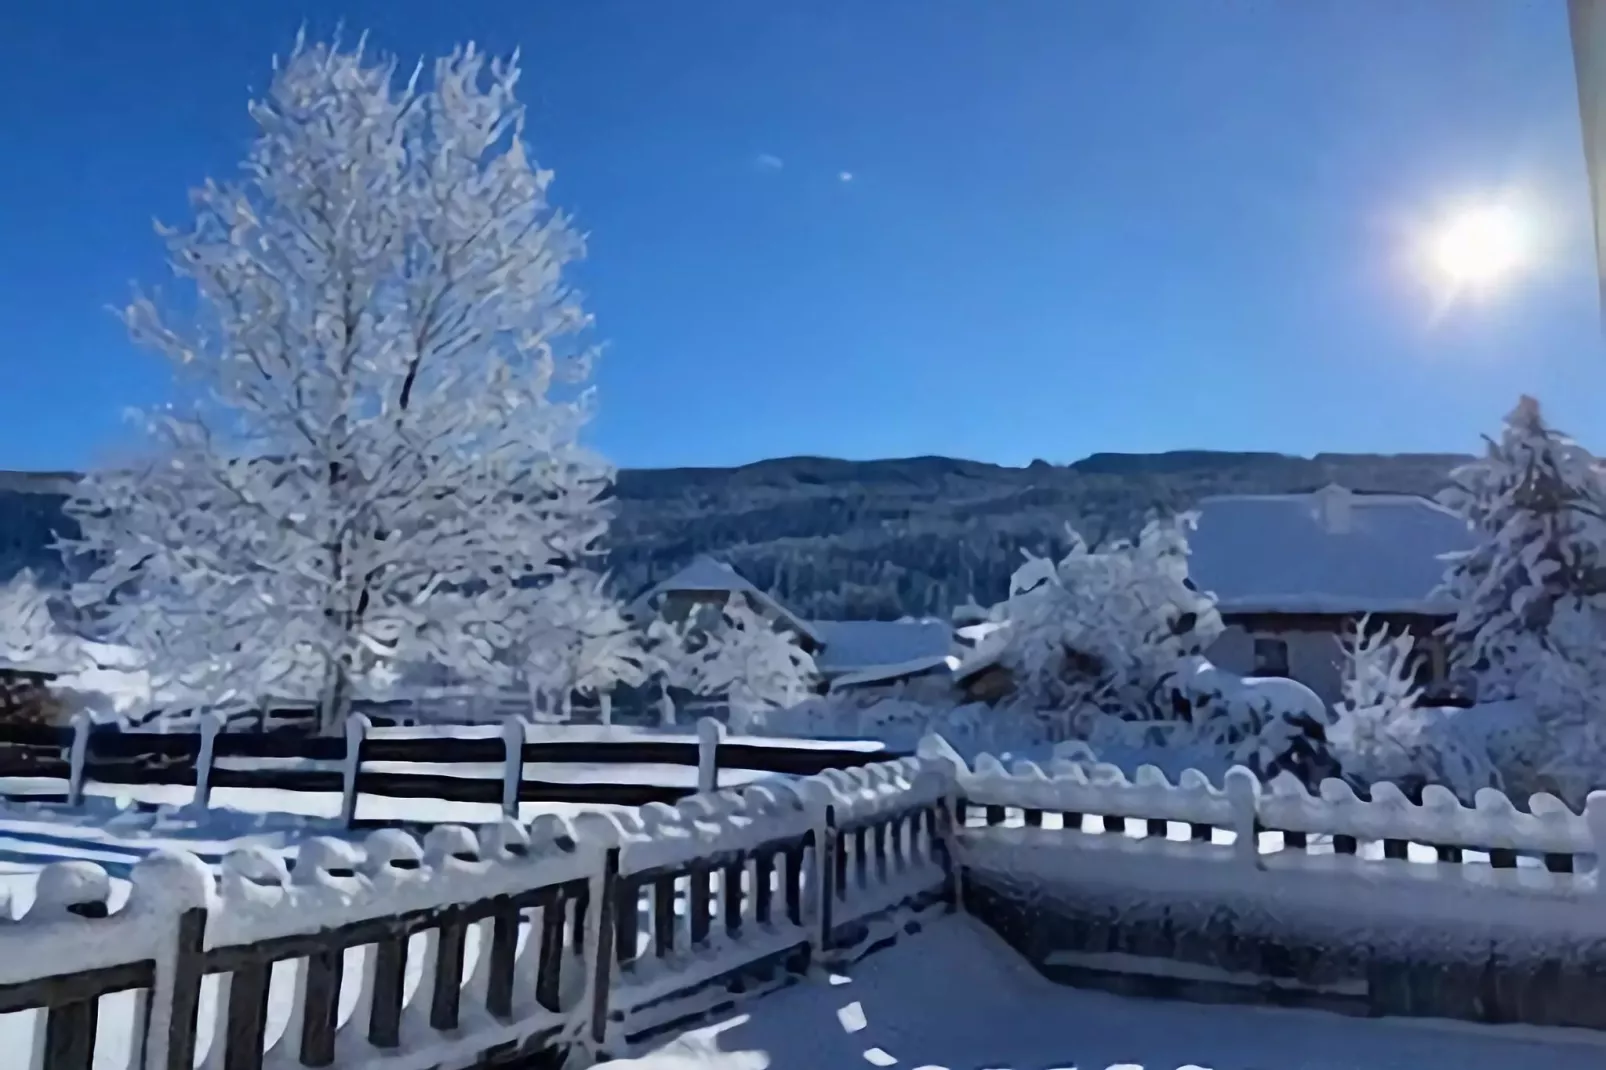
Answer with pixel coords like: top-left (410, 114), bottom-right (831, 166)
top-left (1426, 203), bottom-right (1529, 292)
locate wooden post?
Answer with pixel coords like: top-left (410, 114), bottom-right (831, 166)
top-left (1225, 766), bottom-right (1262, 869)
top-left (500, 716), bottom-right (525, 820)
top-left (1585, 792), bottom-right (1606, 896)
top-left (696, 717), bottom-right (724, 795)
top-left (66, 712), bottom-right (91, 808)
top-left (340, 714), bottom-right (369, 828)
top-left (814, 804), bottom-right (837, 954)
top-left (583, 847), bottom-right (622, 1059)
top-left (191, 716), bottom-right (219, 813)
top-left (937, 793), bottom-right (964, 914)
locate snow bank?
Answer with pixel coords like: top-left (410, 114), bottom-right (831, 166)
top-left (614, 914), bottom-right (1606, 1070)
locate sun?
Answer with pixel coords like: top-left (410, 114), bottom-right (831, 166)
top-left (1425, 203), bottom-right (1529, 292)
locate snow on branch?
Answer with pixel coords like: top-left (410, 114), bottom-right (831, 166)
top-left (976, 514), bottom-right (1222, 717)
top-left (62, 37), bottom-right (611, 733)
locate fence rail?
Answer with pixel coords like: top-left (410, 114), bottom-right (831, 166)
top-left (940, 742), bottom-right (1606, 891)
top-left (0, 716), bottom-right (907, 823)
top-left (0, 756), bottom-right (953, 1070)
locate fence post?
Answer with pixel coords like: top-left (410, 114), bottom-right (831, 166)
top-left (340, 714), bottom-right (370, 828)
top-left (583, 846), bottom-right (621, 1059)
top-left (190, 715), bottom-right (220, 813)
top-left (66, 712), bottom-right (92, 808)
top-left (1225, 766), bottom-right (1262, 869)
top-left (126, 851), bottom-right (212, 1070)
top-left (696, 717), bottom-right (724, 794)
top-left (813, 803), bottom-right (838, 955)
top-left (1586, 792), bottom-right (1606, 895)
top-left (500, 716), bottom-right (525, 820)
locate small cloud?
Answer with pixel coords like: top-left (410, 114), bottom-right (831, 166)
top-left (754, 153), bottom-right (785, 171)
top-left (837, 170), bottom-right (854, 183)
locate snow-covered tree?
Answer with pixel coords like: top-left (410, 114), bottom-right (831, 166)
top-left (975, 515), bottom-right (1222, 717)
top-left (655, 600), bottom-right (817, 733)
top-left (62, 38), bottom-right (610, 733)
top-left (522, 574), bottom-right (655, 723)
top-left (1438, 395), bottom-right (1606, 701)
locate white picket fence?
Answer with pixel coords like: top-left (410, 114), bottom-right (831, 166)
top-left (0, 755), bottom-right (955, 1070)
top-left (926, 736), bottom-right (1606, 898)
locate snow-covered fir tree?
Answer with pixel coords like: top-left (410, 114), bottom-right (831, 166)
top-left (975, 515), bottom-right (1222, 718)
top-left (1438, 395), bottom-right (1606, 700)
top-left (62, 38), bottom-right (610, 733)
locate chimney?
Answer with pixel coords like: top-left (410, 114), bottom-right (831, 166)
top-left (1315, 483), bottom-right (1352, 534)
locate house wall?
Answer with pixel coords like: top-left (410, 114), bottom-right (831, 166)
top-left (1206, 625), bottom-right (1345, 706)
top-left (1207, 613), bottom-right (1452, 708)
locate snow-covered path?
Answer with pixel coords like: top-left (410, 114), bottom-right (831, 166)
top-left (618, 916), bottom-right (1606, 1070)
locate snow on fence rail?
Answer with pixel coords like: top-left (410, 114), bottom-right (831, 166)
top-left (0, 716), bottom-right (905, 823)
top-left (928, 739), bottom-right (1606, 892)
top-left (0, 756), bottom-right (953, 1070)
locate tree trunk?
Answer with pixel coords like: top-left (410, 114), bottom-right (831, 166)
top-left (658, 689), bottom-right (676, 727)
top-left (598, 691), bottom-right (612, 727)
top-left (317, 659), bottom-right (352, 737)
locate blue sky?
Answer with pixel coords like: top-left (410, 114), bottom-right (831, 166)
top-left (2, 1), bottom-right (1603, 472)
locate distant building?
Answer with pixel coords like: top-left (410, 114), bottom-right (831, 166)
top-left (630, 555), bottom-right (957, 693)
top-left (1188, 484), bottom-right (1475, 706)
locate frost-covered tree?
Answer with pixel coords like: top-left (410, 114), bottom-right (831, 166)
top-left (1327, 616), bottom-right (1499, 800)
top-left (656, 600), bottom-right (817, 733)
top-left (976, 515), bottom-right (1222, 716)
top-left (62, 38), bottom-right (610, 733)
top-left (0, 570), bottom-right (75, 672)
top-left (1438, 395), bottom-right (1606, 701)
top-left (522, 574), bottom-right (655, 723)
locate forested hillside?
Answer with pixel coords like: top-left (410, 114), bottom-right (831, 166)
top-left (0, 451), bottom-right (1468, 621)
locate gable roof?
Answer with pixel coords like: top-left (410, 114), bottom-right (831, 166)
top-left (631, 555), bottom-right (822, 644)
top-left (808, 618), bottom-right (955, 676)
top-left (1187, 486), bottom-right (1475, 615)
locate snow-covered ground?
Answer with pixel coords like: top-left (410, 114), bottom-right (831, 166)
top-left (616, 916), bottom-right (1606, 1070)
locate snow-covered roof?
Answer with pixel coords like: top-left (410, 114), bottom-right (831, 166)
top-left (809, 618), bottom-right (955, 676)
top-left (1187, 486), bottom-right (1475, 615)
top-left (828, 654), bottom-right (959, 691)
top-left (632, 555), bottom-right (822, 644)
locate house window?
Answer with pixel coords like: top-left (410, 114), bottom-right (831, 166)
top-left (1252, 636), bottom-right (1289, 678)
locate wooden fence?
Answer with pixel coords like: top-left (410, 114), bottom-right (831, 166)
top-left (0, 757), bottom-right (954, 1069)
top-left (0, 715), bottom-right (906, 824)
top-left (929, 739), bottom-right (1606, 1029)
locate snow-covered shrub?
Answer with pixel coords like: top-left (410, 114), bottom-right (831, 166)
top-left (974, 515), bottom-right (1222, 718)
top-left (62, 40), bottom-right (611, 734)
